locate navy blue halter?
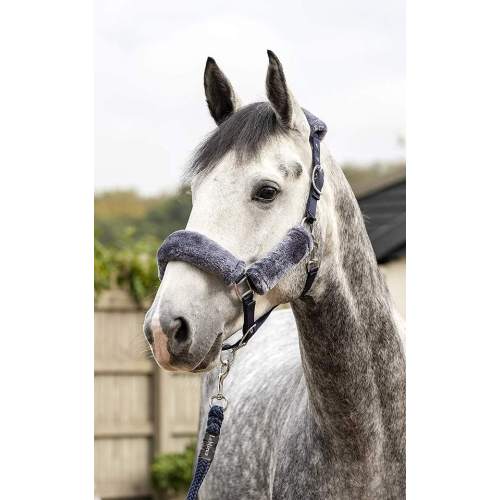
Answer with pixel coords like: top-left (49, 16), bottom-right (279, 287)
top-left (157, 110), bottom-right (327, 500)
top-left (157, 109), bottom-right (326, 352)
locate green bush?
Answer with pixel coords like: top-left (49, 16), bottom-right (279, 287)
top-left (151, 442), bottom-right (196, 495)
top-left (113, 234), bottom-right (160, 305)
top-left (95, 189), bottom-right (192, 246)
top-left (94, 233), bottom-right (160, 305)
top-left (94, 239), bottom-right (114, 297)
top-left (94, 189), bottom-right (192, 306)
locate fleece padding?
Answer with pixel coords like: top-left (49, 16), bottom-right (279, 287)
top-left (156, 225), bottom-right (313, 295)
top-left (157, 230), bottom-right (245, 285)
top-left (245, 225), bottom-right (313, 294)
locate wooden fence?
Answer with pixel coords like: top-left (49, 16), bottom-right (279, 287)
top-left (94, 290), bottom-right (200, 499)
top-left (94, 258), bottom-right (405, 499)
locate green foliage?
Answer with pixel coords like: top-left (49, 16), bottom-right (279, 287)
top-left (94, 239), bottom-right (114, 297)
top-left (151, 443), bottom-right (196, 494)
top-left (114, 233), bottom-right (160, 305)
top-left (94, 230), bottom-right (159, 305)
top-left (94, 189), bottom-right (192, 305)
top-left (95, 189), bottom-right (192, 247)
top-left (95, 189), bottom-right (163, 219)
top-left (141, 192), bottom-right (193, 242)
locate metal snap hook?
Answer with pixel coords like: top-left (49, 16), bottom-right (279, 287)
top-left (209, 347), bottom-right (238, 410)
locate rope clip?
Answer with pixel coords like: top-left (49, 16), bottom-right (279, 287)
top-left (209, 349), bottom-right (236, 409)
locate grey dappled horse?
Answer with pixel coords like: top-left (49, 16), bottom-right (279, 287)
top-left (144, 51), bottom-right (406, 499)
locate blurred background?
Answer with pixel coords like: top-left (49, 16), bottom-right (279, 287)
top-left (94, 1), bottom-right (405, 498)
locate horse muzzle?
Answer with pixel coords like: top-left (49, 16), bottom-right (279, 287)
top-left (144, 290), bottom-right (226, 372)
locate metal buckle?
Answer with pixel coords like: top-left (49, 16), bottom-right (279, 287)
top-left (233, 275), bottom-right (253, 300)
top-left (306, 238), bottom-right (320, 272)
top-left (236, 324), bottom-right (256, 350)
top-left (307, 258), bottom-right (319, 272)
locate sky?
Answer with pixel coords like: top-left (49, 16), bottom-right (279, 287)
top-left (95, 0), bottom-right (405, 195)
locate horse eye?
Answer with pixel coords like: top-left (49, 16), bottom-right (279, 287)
top-left (253, 186), bottom-right (279, 202)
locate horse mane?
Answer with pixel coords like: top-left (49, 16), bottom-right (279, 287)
top-left (185, 102), bottom-right (288, 182)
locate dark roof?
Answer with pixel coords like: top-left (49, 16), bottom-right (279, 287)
top-left (357, 179), bottom-right (406, 263)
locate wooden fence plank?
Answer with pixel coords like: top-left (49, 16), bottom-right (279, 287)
top-left (95, 290), bottom-right (201, 499)
top-left (95, 422), bottom-right (154, 438)
top-left (95, 360), bottom-right (154, 374)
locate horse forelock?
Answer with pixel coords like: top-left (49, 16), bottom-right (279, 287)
top-left (185, 102), bottom-right (289, 183)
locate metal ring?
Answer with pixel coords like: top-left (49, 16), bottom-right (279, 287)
top-left (210, 394), bottom-right (228, 409)
top-left (220, 349), bottom-right (235, 365)
top-left (301, 217), bottom-right (314, 233)
top-left (311, 165), bottom-right (322, 196)
top-left (237, 325), bottom-right (255, 350)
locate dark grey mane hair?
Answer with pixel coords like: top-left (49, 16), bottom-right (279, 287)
top-left (185, 102), bottom-right (289, 181)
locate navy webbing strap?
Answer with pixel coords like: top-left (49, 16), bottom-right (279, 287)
top-left (304, 137), bottom-right (325, 224)
top-left (301, 264), bottom-right (319, 296)
top-left (300, 120), bottom-right (325, 296)
top-left (221, 303), bottom-right (277, 351)
top-left (242, 293), bottom-right (256, 337)
top-left (221, 274), bottom-right (277, 351)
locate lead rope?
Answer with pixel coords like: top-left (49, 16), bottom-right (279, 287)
top-left (186, 348), bottom-right (237, 499)
top-left (186, 405), bottom-right (224, 500)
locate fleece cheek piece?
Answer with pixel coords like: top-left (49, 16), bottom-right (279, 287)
top-left (245, 225), bottom-right (313, 294)
top-left (156, 225), bottom-right (313, 294)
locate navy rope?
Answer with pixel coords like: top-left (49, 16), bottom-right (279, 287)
top-left (186, 405), bottom-right (224, 500)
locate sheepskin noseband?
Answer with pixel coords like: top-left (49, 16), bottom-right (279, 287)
top-left (157, 224), bottom-right (313, 295)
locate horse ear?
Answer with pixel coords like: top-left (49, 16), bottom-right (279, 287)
top-left (265, 50), bottom-right (309, 135)
top-left (204, 57), bottom-right (241, 125)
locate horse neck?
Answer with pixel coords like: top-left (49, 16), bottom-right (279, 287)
top-left (290, 157), bottom-right (405, 486)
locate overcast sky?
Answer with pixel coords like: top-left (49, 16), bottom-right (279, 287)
top-left (95, 1), bottom-right (405, 195)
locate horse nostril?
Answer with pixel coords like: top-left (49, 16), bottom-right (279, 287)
top-left (172, 317), bottom-right (189, 344)
top-left (159, 311), bottom-right (191, 347)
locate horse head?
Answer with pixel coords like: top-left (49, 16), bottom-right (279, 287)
top-left (144, 51), bottom-right (331, 372)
